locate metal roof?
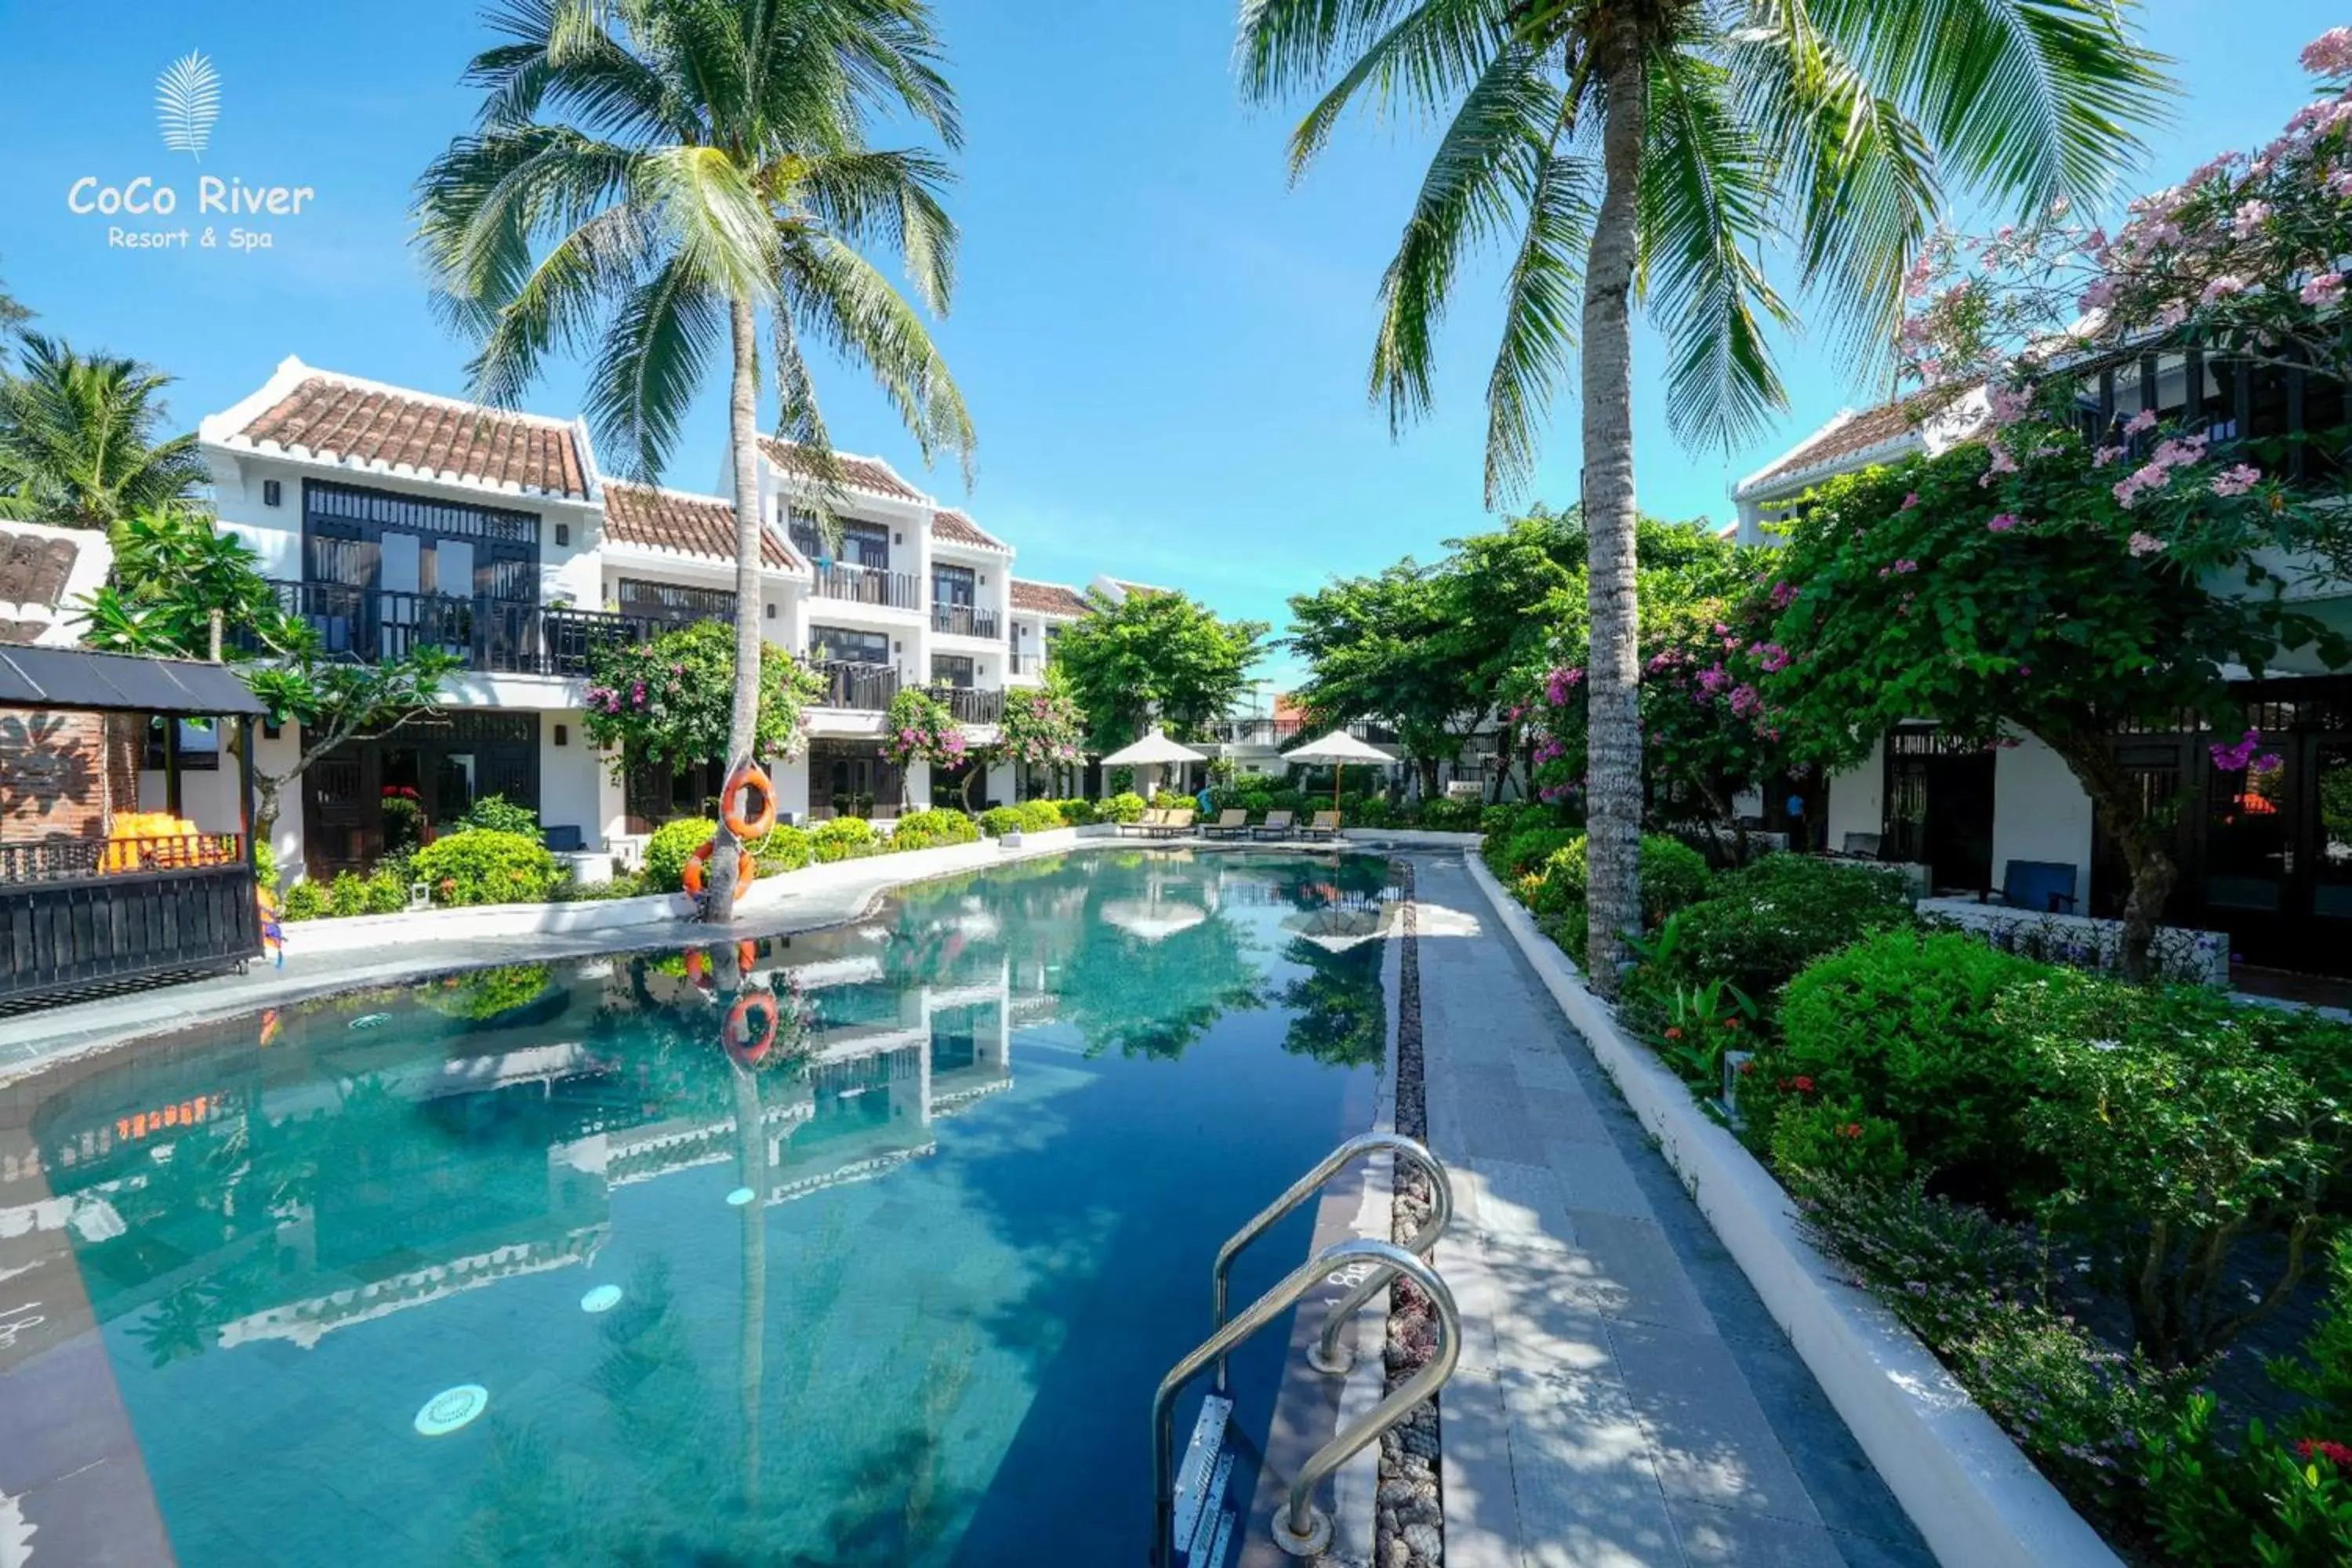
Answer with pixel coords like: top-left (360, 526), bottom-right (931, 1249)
top-left (0, 644), bottom-right (266, 717)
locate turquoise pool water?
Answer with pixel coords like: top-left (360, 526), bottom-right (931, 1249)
top-left (11, 850), bottom-right (1392, 1566)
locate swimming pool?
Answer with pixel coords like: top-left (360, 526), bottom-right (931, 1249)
top-left (1, 849), bottom-right (1394, 1566)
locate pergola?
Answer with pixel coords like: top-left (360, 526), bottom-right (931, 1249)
top-left (0, 645), bottom-right (266, 1004)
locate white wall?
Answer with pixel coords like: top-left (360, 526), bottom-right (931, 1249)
top-left (596, 745), bottom-right (630, 848)
top-left (256, 725), bottom-right (306, 879)
top-left (1824, 735), bottom-right (1885, 854)
top-left (1991, 734), bottom-right (2097, 906)
top-left (537, 712), bottom-right (604, 846)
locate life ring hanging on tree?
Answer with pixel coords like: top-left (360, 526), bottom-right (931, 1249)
top-left (723, 764), bottom-right (776, 840)
top-left (681, 837), bottom-right (757, 898)
top-left (724, 992), bottom-right (780, 1066)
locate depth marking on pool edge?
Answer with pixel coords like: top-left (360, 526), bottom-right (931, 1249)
top-left (414, 1385), bottom-right (489, 1436)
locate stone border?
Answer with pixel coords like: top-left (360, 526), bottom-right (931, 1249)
top-left (1459, 851), bottom-right (2122, 1568)
top-left (1376, 864), bottom-right (1445, 1568)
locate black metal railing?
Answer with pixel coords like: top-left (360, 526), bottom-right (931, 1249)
top-left (2, 833), bottom-right (248, 885)
top-left (811, 564), bottom-right (921, 610)
top-left (812, 660), bottom-right (901, 711)
top-left (936, 685), bottom-right (1004, 725)
top-left (260, 581), bottom-right (706, 677)
top-left (3, 836), bottom-right (258, 1004)
top-left (931, 604), bottom-right (1000, 640)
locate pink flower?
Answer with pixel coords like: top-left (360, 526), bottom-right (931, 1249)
top-left (2210, 463), bottom-right (2261, 497)
top-left (2199, 274), bottom-right (2252, 306)
top-left (1893, 558), bottom-right (1920, 574)
top-left (2300, 272), bottom-right (2345, 307)
top-left (2302, 26), bottom-right (2352, 77)
top-left (2233, 198), bottom-right (2273, 230)
top-left (2332, 169), bottom-right (2352, 198)
top-left (2124, 408), bottom-right (2158, 434)
top-left (2114, 462), bottom-right (2172, 509)
top-left (2093, 445), bottom-right (2124, 467)
top-left (1987, 514), bottom-right (2020, 533)
top-left (1900, 492), bottom-right (1920, 510)
top-left (2128, 532), bottom-right (2165, 557)
top-left (1769, 579), bottom-right (1798, 609)
top-left (1756, 643), bottom-right (1791, 673)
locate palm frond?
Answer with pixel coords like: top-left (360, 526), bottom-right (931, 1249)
top-left (155, 51), bottom-right (221, 159)
top-left (1639, 49), bottom-right (1794, 451)
top-left (783, 147), bottom-right (959, 313)
top-left (782, 231), bottom-right (975, 484)
top-left (635, 143), bottom-right (781, 305)
top-left (1282, 0), bottom-right (1517, 178)
top-left (583, 253), bottom-right (724, 480)
top-left (1483, 115), bottom-right (1594, 504)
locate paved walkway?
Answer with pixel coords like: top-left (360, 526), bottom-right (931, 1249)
top-left (1410, 854), bottom-right (1932, 1568)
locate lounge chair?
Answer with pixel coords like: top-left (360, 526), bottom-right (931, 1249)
top-left (1200, 808), bottom-right (1250, 839)
top-left (1298, 810), bottom-right (1342, 842)
top-left (1250, 810), bottom-right (1294, 840)
top-left (1148, 808), bottom-right (1196, 839)
top-left (1117, 808), bottom-right (1169, 838)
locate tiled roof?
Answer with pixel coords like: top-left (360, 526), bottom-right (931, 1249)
top-left (233, 375), bottom-right (589, 497)
top-left (1009, 578), bottom-right (1091, 618)
top-left (1744, 383), bottom-right (1980, 494)
top-left (756, 438), bottom-right (927, 503)
top-left (603, 481), bottom-right (801, 570)
top-left (0, 529), bottom-right (82, 617)
top-left (931, 508), bottom-right (1007, 551)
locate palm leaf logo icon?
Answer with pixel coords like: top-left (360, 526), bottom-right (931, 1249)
top-left (156, 51), bottom-right (221, 161)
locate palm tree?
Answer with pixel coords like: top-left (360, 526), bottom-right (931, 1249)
top-left (0, 335), bottom-right (207, 532)
top-left (1238, 0), bottom-right (2167, 993)
top-left (417, 0), bottom-right (975, 920)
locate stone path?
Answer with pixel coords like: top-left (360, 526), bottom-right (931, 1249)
top-left (1410, 854), bottom-right (1933, 1568)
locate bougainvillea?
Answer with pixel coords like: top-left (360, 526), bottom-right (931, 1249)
top-left (879, 684), bottom-right (965, 770)
top-left (991, 684), bottom-right (1086, 768)
top-left (583, 620), bottom-right (826, 773)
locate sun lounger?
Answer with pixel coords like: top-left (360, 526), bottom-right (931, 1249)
top-left (1298, 810), bottom-right (1341, 841)
top-left (1200, 808), bottom-right (1250, 839)
top-left (1148, 808), bottom-right (1196, 839)
top-left (1250, 809), bottom-right (1294, 840)
top-left (1118, 808), bottom-right (1169, 837)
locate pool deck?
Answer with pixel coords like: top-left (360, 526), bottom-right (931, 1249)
top-left (1407, 852), bottom-right (1933, 1568)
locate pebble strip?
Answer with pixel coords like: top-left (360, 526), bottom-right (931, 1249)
top-left (1376, 860), bottom-right (1443, 1568)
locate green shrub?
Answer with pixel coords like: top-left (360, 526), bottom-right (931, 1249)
top-left (1518, 833), bottom-right (1714, 964)
top-left (550, 869), bottom-right (648, 902)
top-left (1494, 826), bottom-right (1583, 880)
top-left (328, 870), bottom-right (370, 919)
top-left (365, 869), bottom-right (409, 914)
top-left (454, 793), bottom-right (543, 841)
top-left (1103, 792), bottom-right (1149, 823)
top-left (1771, 930), bottom-right (2044, 1204)
top-left (2141, 1393), bottom-right (2352, 1566)
top-left (1018, 799), bottom-right (1065, 832)
top-left (410, 829), bottom-right (559, 907)
top-left (2014, 971), bottom-right (2352, 1368)
top-left (980, 805), bottom-right (1025, 838)
top-left (1237, 789), bottom-right (1274, 817)
top-left (281, 878), bottom-right (327, 922)
top-left (1663, 853), bottom-right (1914, 1000)
top-left (1419, 797), bottom-right (1481, 832)
top-left (254, 838), bottom-right (280, 892)
top-left (811, 816), bottom-right (878, 863)
top-left (1765, 1095), bottom-right (1911, 1188)
top-left (752, 825), bottom-right (811, 873)
top-left (1056, 797), bottom-right (1099, 826)
top-left (1481, 802), bottom-right (1555, 840)
top-left (889, 808), bottom-right (978, 851)
top-left (643, 817), bottom-right (718, 892)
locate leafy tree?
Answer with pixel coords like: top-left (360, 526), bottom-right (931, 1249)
top-left (0, 336), bottom-right (207, 532)
top-left (1237, 0), bottom-right (2169, 994)
top-left (583, 619), bottom-right (826, 775)
top-left (880, 684), bottom-right (966, 806)
top-left (418, 0), bottom-right (975, 920)
top-left (79, 506), bottom-right (461, 848)
top-left (990, 681), bottom-right (1087, 800)
top-left (1287, 561), bottom-right (1485, 799)
top-left (1051, 586), bottom-right (1269, 751)
top-left (0, 267), bottom-right (30, 364)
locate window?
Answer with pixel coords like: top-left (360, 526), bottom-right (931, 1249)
top-left (809, 625), bottom-right (891, 666)
top-left (931, 655), bottom-right (975, 688)
top-left (933, 563), bottom-right (976, 608)
top-left (302, 480), bottom-right (539, 602)
top-left (617, 578), bottom-right (735, 624)
top-left (789, 511), bottom-right (889, 568)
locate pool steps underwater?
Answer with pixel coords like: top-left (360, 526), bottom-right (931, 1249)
top-left (1170, 1394), bottom-right (1242, 1568)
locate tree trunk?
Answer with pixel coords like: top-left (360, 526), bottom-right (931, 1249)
top-left (706, 293), bottom-right (765, 923)
top-left (2047, 731), bottom-right (2179, 982)
top-left (1577, 46), bottom-right (1650, 999)
top-left (1418, 754), bottom-right (1441, 803)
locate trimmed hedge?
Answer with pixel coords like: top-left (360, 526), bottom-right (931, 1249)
top-left (644, 817), bottom-right (718, 892)
top-left (411, 829), bottom-right (560, 907)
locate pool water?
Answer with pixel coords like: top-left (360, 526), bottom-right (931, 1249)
top-left (11, 850), bottom-right (1394, 1566)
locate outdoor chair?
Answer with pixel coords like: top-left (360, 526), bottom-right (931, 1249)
top-left (1251, 810), bottom-right (1295, 840)
top-left (1993, 858), bottom-right (2078, 914)
top-left (1299, 811), bottom-right (1341, 841)
top-left (1201, 808), bottom-right (1250, 839)
top-left (1840, 832), bottom-right (1882, 858)
top-left (543, 825), bottom-right (585, 852)
top-left (1117, 808), bottom-right (1168, 838)
top-left (1148, 808), bottom-right (1196, 839)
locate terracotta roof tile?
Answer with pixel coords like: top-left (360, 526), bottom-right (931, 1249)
top-left (0, 529), bottom-right (83, 617)
top-left (603, 481), bottom-right (801, 570)
top-left (1009, 579), bottom-right (1091, 618)
top-left (755, 438), bottom-right (926, 503)
top-left (236, 376), bottom-right (588, 497)
top-left (930, 508), bottom-right (1007, 550)
top-left (1747, 383), bottom-right (1980, 492)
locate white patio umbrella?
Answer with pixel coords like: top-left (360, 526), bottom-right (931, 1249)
top-left (1283, 729), bottom-right (1399, 811)
top-left (1098, 727), bottom-right (1207, 799)
top-left (1101, 898), bottom-right (1209, 941)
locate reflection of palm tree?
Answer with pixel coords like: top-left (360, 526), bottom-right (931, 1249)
top-left (731, 1058), bottom-right (769, 1509)
top-left (128, 1281), bottom-right (215, 1368)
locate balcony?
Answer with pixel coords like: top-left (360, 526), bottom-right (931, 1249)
top-left (935, 684), bottom-right (1004, 725)
top-left (1007, 651), bottom-right (1044, 676)
top-left (811, 563), bottom-right (921, 611)
top-left (262, 581), bottom-right (688, 677)
top-left (812, 660), bottom-right (900, 712)
top-left (1203, 717), bottom-right (1401, 749)
top-left (930, 604), bottom-right (1000, 640)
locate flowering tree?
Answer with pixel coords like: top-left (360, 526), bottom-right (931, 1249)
top-left (583, 620), bottom-right (825, 775)
top-left (879, 686), bottom-right (964, 807)
top-left (990, 684), bottom-right (1086, 794)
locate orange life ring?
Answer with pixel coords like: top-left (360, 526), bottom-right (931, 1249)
top-left (724, 764), bottom-right (777, 840)
top-left (738, 939), bottom-right (759, 973)
top-left (684, 947), bottom-right (710, 987)
top-left (681, 837), bottom-right (756, 898)
top-left (724, 992), bottom-right (779, 1066)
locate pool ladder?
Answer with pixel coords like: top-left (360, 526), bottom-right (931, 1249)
top-left (1152, 1132), bottom-right (1460, 1566)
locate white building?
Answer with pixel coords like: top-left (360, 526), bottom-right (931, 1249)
top-left (1733, 358), bottom-right (2352, 979)
top-left (192, 357), bottom-right (1116, 878)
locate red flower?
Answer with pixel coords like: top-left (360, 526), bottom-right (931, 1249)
top-left (1664, 1027), bottom-right (1684, 1040)
top-left (2296, 1439), bottom-right (2352, 1473)
top-left (1838, 1123), bottom-right (1864, 1140)
top-left (1781, 1076), bottom-right (1815, 1094)
top-left (1736, 1060), bottom-right (1756, 1076)
top-left (1722, 1018), bottom-right (1741, 1031)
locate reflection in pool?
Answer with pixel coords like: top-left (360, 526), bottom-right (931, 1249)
top-left (14, 850), bottom-right (1396, 1566)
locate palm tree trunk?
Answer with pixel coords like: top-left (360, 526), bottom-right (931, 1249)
top-left (1577, 46), bottom-right (1649, 1000)
top-left (707, 293), bottom-right (765, 922)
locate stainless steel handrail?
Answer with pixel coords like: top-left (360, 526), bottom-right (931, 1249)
top-left (1309, 1152), bottom-right (1454, 1376)
top-left (1153, 1237), bottom-right (1457, 1568)
top-left (1210, 1131), bottom-right (1451, 1393)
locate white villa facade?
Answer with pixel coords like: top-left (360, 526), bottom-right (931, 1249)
top-left (192, 358), bottom-right (1100, 879)
top-left (1733, 357), bottom-right (2352, 978)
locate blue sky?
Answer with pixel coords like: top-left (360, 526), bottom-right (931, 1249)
top-left (0, 1), bottom-right (2339, 688)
